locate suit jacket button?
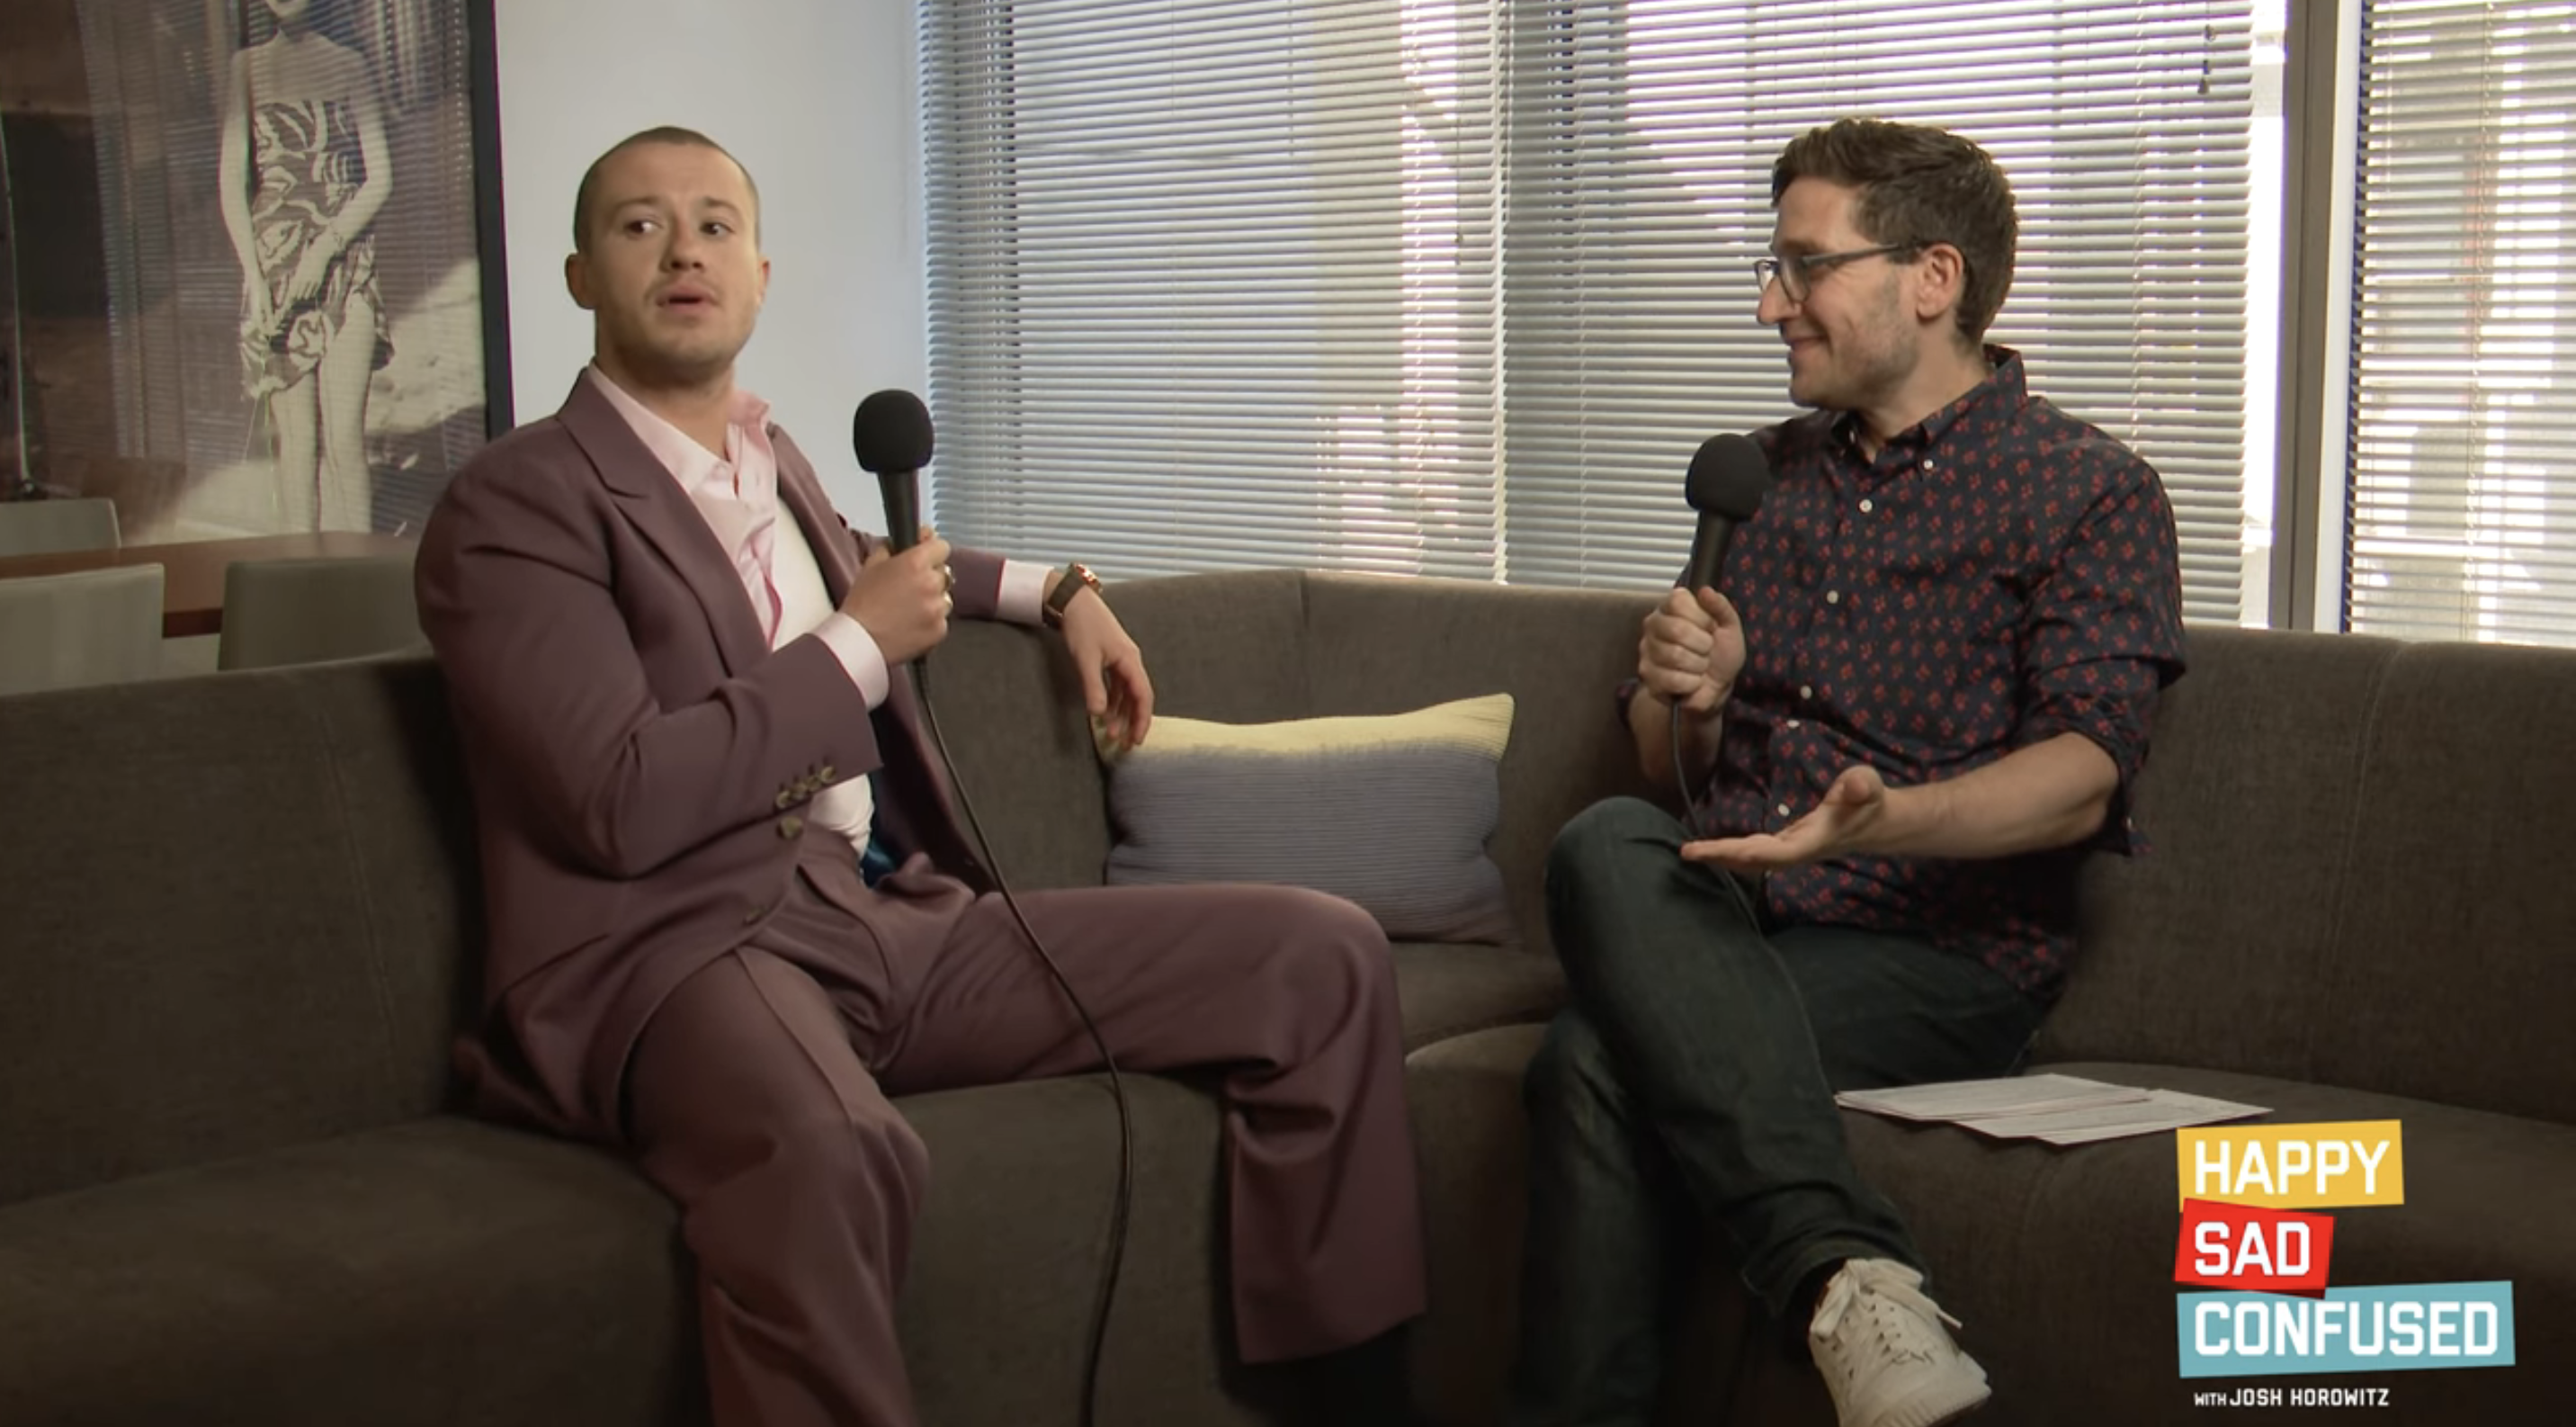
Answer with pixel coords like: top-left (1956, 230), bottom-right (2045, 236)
top-left (818, 764), bottom-right (836, 782)
top-left (776, 789), bottom-right (796, 810)
top-left (779, 814), bottom-right (805, 839)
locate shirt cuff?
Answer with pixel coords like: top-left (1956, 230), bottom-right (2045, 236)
top-left (997, 559), bottom-right (1051, 625)
top-left (814, 613), bottom-right (892, 708)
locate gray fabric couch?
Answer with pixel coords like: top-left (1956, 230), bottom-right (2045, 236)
top-left (0, 570), bottom-right (2565, 1426)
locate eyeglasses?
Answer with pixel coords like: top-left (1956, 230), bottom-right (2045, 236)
top-left (1753, 243), bottom-right (1924, 302)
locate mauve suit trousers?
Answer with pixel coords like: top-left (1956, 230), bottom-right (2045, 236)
top-left (622, 850), bottom-right (1428, 1427)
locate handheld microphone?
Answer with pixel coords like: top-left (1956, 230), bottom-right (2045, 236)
top-left (1681, 433), bottom-right (1774, 590)
top-left (852, 389), bottom-right (935, 552)
top-left (845, 384), bottom-right (1132, 1427)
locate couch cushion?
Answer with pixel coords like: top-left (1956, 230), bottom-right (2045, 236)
top-left (1400, 1024), bottom-right (1545, 1427)
top-left (1102, 696), bottom-right (1516, 943)
top-left (1391, 943), bottom-right (1564, 1052)
top-left (0, 1117), bottom-right (697, 1427)
top-left (0, 1071), bottom-right (1320, 1427)
top-left (893, 1071), bottom-right (1279, 1427)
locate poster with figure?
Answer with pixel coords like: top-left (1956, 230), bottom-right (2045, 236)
top-left (224, 0), bottom-right (398, 534)
top-left (0, 0), bottom-right (507, 541)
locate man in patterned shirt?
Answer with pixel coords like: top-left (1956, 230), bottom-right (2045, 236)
top-left (1508, 119), bottom-right (2186, 1427)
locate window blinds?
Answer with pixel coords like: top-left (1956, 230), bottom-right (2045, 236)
top-left (1500, 0), bottom-right (2256, 617)
top-left (921, 0), bottom-right (1506, 579)
top-left (923, 0), bottom-right (2258, 621)
top-left (2346, 0), bottom-right (2576, 646)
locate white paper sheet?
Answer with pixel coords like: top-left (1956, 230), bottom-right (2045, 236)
top-left (1837, 1076), bottom-right (2269, 1147)
top-left (1833, 1072), bottom-right (2150, 1122)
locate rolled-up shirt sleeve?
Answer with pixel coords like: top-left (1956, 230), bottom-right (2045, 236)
top-left (2016, 443), bottom-right (2187, 850)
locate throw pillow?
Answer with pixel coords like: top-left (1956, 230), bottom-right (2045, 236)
top-left (1096, 693), bottom-right (1516, 944)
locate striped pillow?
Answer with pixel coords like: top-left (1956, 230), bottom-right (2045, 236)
top-left (1097, 694), bottom-right (1516, 944)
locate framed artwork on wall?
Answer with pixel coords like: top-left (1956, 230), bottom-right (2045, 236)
top-left (0, 0), bottom-right (512, 543)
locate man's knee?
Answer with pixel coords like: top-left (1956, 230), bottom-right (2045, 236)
top-left (1547, 796), bottom-right (1683, 893)
top-left (769, 1104), bottom-right (931, 1217)
top-left (1522, 1009), bottom-right (1625, 1117)
top-left (1256, 884), bottom-right (1393, 985)
top-left (1224, 884), bottom-right (1400, 1059)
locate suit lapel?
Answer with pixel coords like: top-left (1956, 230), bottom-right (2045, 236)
top-left (558, 375), bottom-right (771, 675)
top-left (770, 426), bottom-right (988, 888)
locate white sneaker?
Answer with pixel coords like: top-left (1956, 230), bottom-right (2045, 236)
top-left (1806, 1259), bottom-right (1992, 1427)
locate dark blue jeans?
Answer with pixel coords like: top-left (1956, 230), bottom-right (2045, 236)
top-left (1511, 797), bottom-right (2046, 1427)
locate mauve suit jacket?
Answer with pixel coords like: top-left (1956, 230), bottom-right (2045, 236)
top-left (416, 376), bottom-right (1001, 1143)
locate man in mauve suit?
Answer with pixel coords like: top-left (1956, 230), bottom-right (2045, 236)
top-left (414, 126), bottom-right (1427, 1427)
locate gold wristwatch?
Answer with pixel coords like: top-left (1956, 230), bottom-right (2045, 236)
top-left (1043, 562), bottom-right (1104, 628)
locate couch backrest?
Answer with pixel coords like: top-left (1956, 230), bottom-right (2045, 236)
top-left (2044, 625), bottom-right (2576, 1126)
top-left (926, 570), bottom-right (1656, 962)
top-left (22, 578), bottom-right (2557, 1207)
top-left (922, 570), bottom-right (1319, 893)
top-left (1299, 574), bottom-right (1654, 960)
top-left (0, 655), bottom-right (479, 1207)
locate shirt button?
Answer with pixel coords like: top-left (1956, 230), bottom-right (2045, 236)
top-left (1800, 685), bottom-right (1814, 700)
top-left (1826, 590), bottom-right (1841, 605)
top-left (1921, 458), bottom-right (1936, 471)
top-left (1786, 718), bottom-right (1802, 729)
top-left (1859, 498), bottom-right (1874, 513)
top-left (1775, 803), bottom-right (1792, 818)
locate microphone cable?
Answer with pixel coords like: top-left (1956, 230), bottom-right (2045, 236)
top-left (908, 651), bottom-right (1133, 1427)
top-left (1671, 701), bottom-right (1708, 841)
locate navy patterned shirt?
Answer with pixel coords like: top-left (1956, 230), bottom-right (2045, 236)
top-left (1704, 348), bottom-right (2186, 1001)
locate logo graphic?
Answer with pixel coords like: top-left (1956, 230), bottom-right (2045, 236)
top-left (2176, 1200), bottom-right (2335, 1295)
top-left (2177, 1121), bottom-right (2405, 1210)
top-left (2169, 1121), bottom-right (2516, 1380)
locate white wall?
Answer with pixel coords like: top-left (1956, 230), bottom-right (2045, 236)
top-left (492, 0), bottom-right (926, 529)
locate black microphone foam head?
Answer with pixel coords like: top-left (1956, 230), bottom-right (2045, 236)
top-left (1686, 433), bottom-right (1772, 520)
top-left (853, 389), bottom-right (935, 474)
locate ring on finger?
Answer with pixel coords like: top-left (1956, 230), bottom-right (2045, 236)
top-left (941, 563), bottom-right (955, 591)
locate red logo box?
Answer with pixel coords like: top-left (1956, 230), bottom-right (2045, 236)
top-left (2175, 1198), bottom-right (2336, 1294)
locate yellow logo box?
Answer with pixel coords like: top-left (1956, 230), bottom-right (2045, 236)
top-left (2177, 1122), bottom-right (2405, 1209)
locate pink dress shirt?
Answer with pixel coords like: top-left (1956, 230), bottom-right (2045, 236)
top-left (585, 366), bottom-right (1049, 849)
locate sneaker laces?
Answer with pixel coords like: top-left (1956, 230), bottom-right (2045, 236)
top-left (1811, 1261), bottom-right (1965, 1370)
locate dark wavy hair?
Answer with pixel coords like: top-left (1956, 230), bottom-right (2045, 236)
top-left (1772, 118), bottom-right (2018, 346)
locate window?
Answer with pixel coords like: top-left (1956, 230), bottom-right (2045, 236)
top-left (1498, 2), bottom-right (2263, 624)
top-left (2343, 0), bottom-right (2576, 644)
top-left (921, 0), bottom-right (1506, 579)
top-left (921, 1), bottom-right (2303, 637)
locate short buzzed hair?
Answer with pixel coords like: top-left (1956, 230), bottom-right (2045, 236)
top-left (570, 126), bottom-right (762, 254)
